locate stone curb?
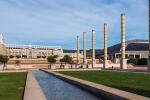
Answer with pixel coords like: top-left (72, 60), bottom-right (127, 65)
top-left (23, 71), bottom-right (47, 100)
top-left (41, 69), bottom-right (150, 100)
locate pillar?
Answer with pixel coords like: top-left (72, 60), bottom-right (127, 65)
top-left (148, 0), bottom-right (150, 70)
top-left (120, 14), bottom-right (127, 69)
top-left (83, 32), bottom-right (87, 64)
top-left (92, 30), bottom-right (96, 68)
top-left (77, 36), bottom-right (80, 64)
top-left (104, 23), bottom-right (109, 69)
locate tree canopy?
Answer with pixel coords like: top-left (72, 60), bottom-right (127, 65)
top-left (47, 56), bottom-right (56, 64)
top-left (60, 55), bottom-right (72, 64)
top-left (0, 55), bottom-right (9, 64)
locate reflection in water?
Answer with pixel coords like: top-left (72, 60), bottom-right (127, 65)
top-left (34, 71), bottom-right (102, 100)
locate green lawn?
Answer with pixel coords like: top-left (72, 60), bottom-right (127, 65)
top-left (0, 72), bottom-right (27, 100)
top-left (59, 71), bottom-right (150, 97)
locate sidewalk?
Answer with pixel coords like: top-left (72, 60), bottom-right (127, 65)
top-left (23, 71), bottom-right (47, 100)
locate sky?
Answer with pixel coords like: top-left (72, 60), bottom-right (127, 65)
top-left (0, 0), bottom-right (148, 49)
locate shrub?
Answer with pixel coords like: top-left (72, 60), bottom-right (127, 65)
top-left (137, 58), bottom-right (147, 65)
top-left (127, 58), bottom-right (138, 65)
top-left (127, 58), bottom-right (148, 65)
top-left (37, 56), bottom-right (41, 58)
top-left (10, 55), bottom-right (14, 58)
top-left (16, 55), bottom-right (21, 59)
top-left (42, 56), bottom-right (46, 58)
top-left (22, 55), bottom-right (27, 58)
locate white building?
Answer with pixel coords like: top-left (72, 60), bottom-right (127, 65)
top-left (0, 33), bottom-right (63, 59)
top-left (6, 44), bottom-right (63, 59)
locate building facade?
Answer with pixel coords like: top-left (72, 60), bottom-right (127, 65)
top-left (98, 39), bottom-right (149, 63)
top-left (0, 33), bottom-right (63, 59)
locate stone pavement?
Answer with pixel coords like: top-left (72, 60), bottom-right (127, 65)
top-left (23, 71), bottom-right (47, 100)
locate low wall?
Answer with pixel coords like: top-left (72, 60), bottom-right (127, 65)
top-left (8, 59), bottom-right (49, 64)
top-left (41, 69), bottom-right (150, 100)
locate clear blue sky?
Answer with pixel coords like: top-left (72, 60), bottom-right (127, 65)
top-left (0, 0), bottom-right (148, 49)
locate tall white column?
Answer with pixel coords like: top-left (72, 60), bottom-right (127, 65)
top-left (148, 0), bottom-right (150, 70)
top-left (92, 30), bottom-right (95, 68)
top-left (77, 36), bottom-right (80, 64)
top-left (120, 14), bottom-right (127, 69)
top-left (104, 23), bottom-right (109, 69)
top-left (83, 32), bottom-right (87, 64)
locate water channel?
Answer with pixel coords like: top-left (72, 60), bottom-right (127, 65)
top-left (34, 71), bottom-right (103, 100)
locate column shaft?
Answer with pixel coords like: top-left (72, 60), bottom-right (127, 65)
top-left (104, 23), bottom-right (108, 61)
top-left (148, 0), bottom-right (150, 70)
top-left (120, 14), bottom-right (127, 69)
top-left (104, 23), bottom-right (108, 68)
top-left (92, 30), bottom-right (95, 68)
top-left (77, 36), bottom-right (80, 64)
top-left (83, 32), bottom-right (86, 64)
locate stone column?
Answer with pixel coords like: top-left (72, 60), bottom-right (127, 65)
top-left (83, 32), bottom-right (87, 65)
top-left (148, 0), bottom-right (150, 70)
top-left (92, 30), bottom-right (96, 68)
top-left (77, 36), bottom-right (80, 64)
top-left (120, 14), bottom-right (127, 69)
top-left (104, 23), bottom-right (109, 69)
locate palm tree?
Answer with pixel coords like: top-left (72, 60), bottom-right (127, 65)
top-left (47, 56), bottom-right (56, 69)
top-left (0, 55), bottom-right (9, 70)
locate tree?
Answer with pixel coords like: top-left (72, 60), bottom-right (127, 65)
top-left (15, 60), bottom-right (21, 66)
top-left (47, 56), bottom-right (56, 69)
top-left (0, 55), bottom-right (9, 70)
top-left (61, 55), bottom-right (72, 64)
top-left (59, 58), bottom-right (64, 69)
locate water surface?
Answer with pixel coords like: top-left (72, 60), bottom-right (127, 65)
top-left (34, 71), bottom-right (102, 100)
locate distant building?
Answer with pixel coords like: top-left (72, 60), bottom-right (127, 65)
top-left (98, 39), bottom-right (149, 63)
top-left (0, 33), bottom-right (63, 59)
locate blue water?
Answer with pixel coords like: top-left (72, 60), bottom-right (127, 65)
top-left (34, 71), bottom-right (102, 100)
